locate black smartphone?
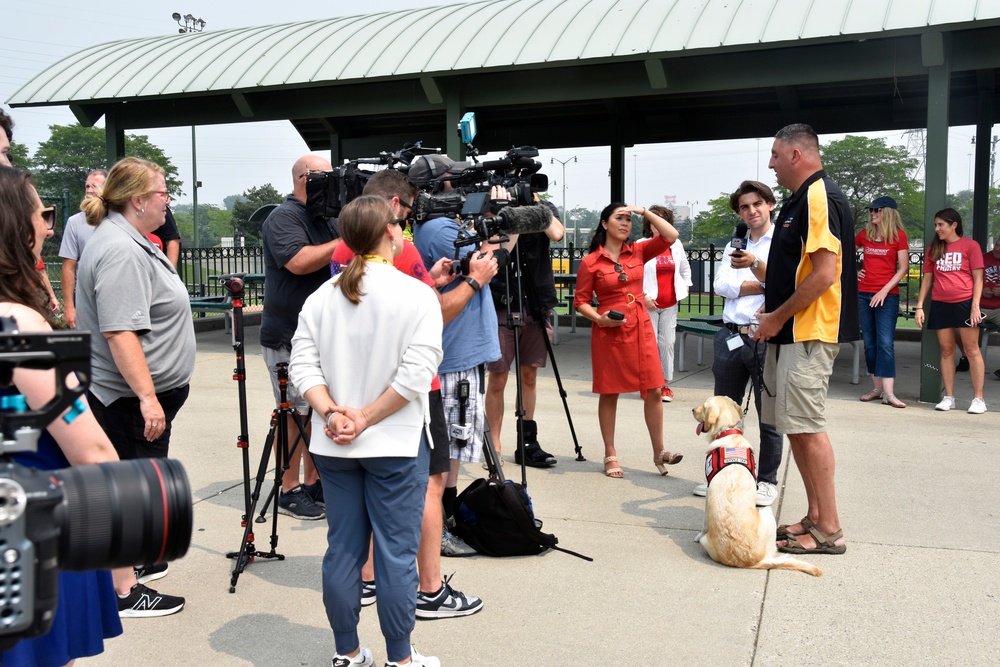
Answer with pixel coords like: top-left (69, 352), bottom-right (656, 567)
top-left (608, 310), bottom-right (625, 321)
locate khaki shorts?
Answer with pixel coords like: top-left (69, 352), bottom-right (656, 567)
top-left (762, 341), bottom-right (839, 435)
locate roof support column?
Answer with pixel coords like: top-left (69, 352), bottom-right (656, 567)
top-left (972, 70), bottom-right (994, 249)
top-left (329, 132), bottom-right (341, 166)
top-left (919, 32), bottom-right (950, 404)
top-left (104, 107), bottom-right (126, 168)
top-left (445, 86), bottom-right (463, 160)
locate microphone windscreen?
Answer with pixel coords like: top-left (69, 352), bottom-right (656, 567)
top-left (496, 204), bottom-right (552, 235)
top-left (731, 221), bottom-right (749, 251)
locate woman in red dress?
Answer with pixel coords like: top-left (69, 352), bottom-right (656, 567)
top-left (575, 203), bottom-right (684, 478)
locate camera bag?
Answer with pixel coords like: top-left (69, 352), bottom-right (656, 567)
top-left (451, 442), bottom-right (591, 561)
top-left (452, 477), bottom-right (555, 557)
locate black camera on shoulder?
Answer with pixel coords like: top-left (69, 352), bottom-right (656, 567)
top-left (0, 318), bottom-right (192, 651)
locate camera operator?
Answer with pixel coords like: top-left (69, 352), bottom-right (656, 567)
top-left (484, 197), bottom-right (564, 467)
top-left (410, 155), bottom-right (517, 557)
top-left (0, 166), bottom-right (185, 665)
top-left (260, 154), bottom-right (340, 521)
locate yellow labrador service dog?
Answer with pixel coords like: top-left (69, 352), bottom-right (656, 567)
top-left (692, 396), bottom-right (821, 577)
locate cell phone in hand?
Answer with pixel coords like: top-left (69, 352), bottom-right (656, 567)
top-left (608, 310), bottom-right (625, 321)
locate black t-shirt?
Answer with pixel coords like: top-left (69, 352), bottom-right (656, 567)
top-left (260, 195), bottom-right (339, 349)
top-left (491, 231), bottom-right (558, 315)
top-left (765, 170), bottom-right (859, 345)
top-left (154, 207), bottom-right (181, 242)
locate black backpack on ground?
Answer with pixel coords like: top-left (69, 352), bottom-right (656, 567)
top-left (451, 444), bottom-right (591, 561)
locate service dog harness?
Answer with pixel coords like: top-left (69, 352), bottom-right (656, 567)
top-left (704, 429), bottom-right (757, 486)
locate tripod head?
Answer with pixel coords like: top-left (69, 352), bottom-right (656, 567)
top-left (219, 273), bottom-right (246, 300)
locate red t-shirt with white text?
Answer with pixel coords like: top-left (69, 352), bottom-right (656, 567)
top-left (924, 237), bottom-right (984, 303)
top-left (856, 229), bottom-right (907, 295)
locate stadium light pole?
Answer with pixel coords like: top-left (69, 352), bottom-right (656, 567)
top-left (171, 11), bottom-right (206, 257)
top-left (551, 156), bottom-right (577, 246)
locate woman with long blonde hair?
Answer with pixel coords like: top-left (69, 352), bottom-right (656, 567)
top-left (855, 196), bottom-right (909, 407)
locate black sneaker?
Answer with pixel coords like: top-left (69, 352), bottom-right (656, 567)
top-left (361, 580), bottom-right (376, 607)
top-left (118, 583), bottom-right (185, 618)
top-left (135, 562), bottom-right (168, 585)
top-left (957, 356), bottom-right (970, 372)
top-left (994, 368), bottom-right (1000, 380)
top-left (303, 480), bottom-right (325, 508)
top-left (515, 442), bottom-right (556, 468)
top-left (278, 485), bottom-right (325, 520)
top-left (415, 574), bottom-right (483, 619)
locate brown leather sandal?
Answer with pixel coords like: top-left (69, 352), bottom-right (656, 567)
top-left (776, 515), bottom-right (813, 541)
top-left (653, 451), bottom-right (683, 476)
top-left (778, 524), bottom-right (847, 555)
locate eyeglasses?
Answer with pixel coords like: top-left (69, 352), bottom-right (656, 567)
top-left (41, 205), bottom-right (57, 230)
top-left (614, 263), bottom-right (627, 282)
top-left (147, 190), bottom-right (171, 199)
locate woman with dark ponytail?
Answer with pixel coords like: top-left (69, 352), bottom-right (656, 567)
top-left (575, 202), bottom-right (684, 478)
top-left (290, 195), bottom-right (444, 667)
top-left (914, 208), bottom-right (987, 413)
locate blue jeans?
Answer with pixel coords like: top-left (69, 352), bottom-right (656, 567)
top-left (858, 292), bottom-right (899, 379)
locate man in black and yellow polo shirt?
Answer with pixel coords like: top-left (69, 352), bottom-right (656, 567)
top-left (751, 123), bottom-right (859, 556)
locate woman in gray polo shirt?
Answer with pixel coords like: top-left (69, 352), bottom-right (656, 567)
top-left (76, 157), bottom-right (195, 462)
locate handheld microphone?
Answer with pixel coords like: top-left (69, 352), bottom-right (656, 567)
top-left (495, 204), bottom-right (553, 235)
top-left (731, 222), bottom-right (749, 254)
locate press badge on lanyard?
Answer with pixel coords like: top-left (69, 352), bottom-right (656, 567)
top-left (726, 333), bottom-right (744, 351)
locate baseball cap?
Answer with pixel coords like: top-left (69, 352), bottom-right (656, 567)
top-left (407, 154), bottom-right (455, 183)
top-left (867, 196), bottom-right (898, 210)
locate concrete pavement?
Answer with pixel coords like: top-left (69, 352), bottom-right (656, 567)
top-left (85, 323), bottom-right (1000, 667)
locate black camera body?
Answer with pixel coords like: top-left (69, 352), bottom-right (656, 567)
top-left (0, 319), bottom-right (192, 651)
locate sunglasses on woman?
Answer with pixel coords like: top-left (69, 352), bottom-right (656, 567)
top-left (41, 205), bottom-right (57, 230)
top-left (614, 263), bottom-right (627, 281)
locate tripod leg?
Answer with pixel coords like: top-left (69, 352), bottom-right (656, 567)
top-left (227, 411), bottom-right (285, 592)
top-left (539, 313), bottom-right (585, 461)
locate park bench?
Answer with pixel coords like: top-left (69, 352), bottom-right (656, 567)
top-left (677, 316), bottom-right (863, 384)
top-left (189, 295), bottom-right (234, 333)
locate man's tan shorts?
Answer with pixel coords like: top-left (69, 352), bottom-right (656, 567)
top-left (762, 341), bottom-right (839, 435)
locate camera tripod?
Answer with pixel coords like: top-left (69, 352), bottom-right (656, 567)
top-left (494, 239), bottom-right (584, 487)
top-left (220, 274), bottom-right (310, 593)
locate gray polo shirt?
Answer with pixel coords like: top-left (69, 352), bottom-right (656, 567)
top-left (75, 212), bottom-right (195, 404)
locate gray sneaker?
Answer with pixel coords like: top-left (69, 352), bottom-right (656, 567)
top-left (441, 528), bottom-right (477, 557)
top-left (386, 646), bottom-right (440, 667)
top-left (756, 481), bottom-right (778, 507)
top-left (416, 574), bottom-right (483, 619)
top-left (693, 483), bottom-right (708, 497)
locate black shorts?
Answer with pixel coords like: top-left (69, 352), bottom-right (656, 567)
top-left (927, 299), bottom-right (974, 330)
top-left (427, 389), bottom-right (450, 475)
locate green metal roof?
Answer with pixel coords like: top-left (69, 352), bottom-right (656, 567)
top-left (10, 0), bottom-right (1000, 107)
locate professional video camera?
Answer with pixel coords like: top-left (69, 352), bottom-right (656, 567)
top-left (0, 318), bottom-right (192, 651)
top-left (305, 140), bottom-right (444, 223)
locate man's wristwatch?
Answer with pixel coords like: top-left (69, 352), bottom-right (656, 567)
top-left (464, 277), bottom-right (481, 291)
top-left (750, 257), bottom-right (761, 270)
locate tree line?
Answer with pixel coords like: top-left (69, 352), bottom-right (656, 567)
top-left (16, 125), bottom-right (996, 253)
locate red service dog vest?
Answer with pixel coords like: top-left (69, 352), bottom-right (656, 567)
top-left (704, 436), bottom-right (756, 486)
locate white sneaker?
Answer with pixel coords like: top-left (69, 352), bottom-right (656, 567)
top-left (386, 646), bottom-right (440, 667)
top-left (968, 397), bottom-right (987, 414)
top-left (756, 481), bottom-right (778, 507)
top-left (332, 647), bottom-right (373, 667)
top-left (935, 396), bottom-right (956, 411)
top-left (693, 483), bottom-right (708, 497)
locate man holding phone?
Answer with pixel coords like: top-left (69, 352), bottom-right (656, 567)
top-left (694, 180), bottom-right (783, 507)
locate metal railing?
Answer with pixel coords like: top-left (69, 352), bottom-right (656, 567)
top-left (42, 244), bottom-right (929, 319)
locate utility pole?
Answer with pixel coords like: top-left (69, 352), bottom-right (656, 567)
top-left (551, 156), bottom-right (577, 246)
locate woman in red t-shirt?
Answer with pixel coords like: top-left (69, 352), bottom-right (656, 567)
top-left (855, 198), bottom-right (909, 408)
top-left (915, 208), bottom-right (986, 413)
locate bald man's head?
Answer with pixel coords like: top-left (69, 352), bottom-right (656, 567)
top-left (292, 155), bottom-right (333, 202)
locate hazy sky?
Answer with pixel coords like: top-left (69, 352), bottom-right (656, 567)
top-left (3, 0), bottom-right (994, 220)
